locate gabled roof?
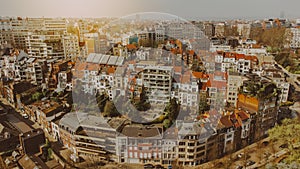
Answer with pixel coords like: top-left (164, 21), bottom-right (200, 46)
top-left (181, 71), bottom-right (191, 84)
top-left (237, 110), bottom-right (250, 121)
top-left (17, 50), bottom-right (29, 61)
top-left (220, 116), bottom-right (233, 128)
top-left (192, 71), bottom-right (204, 79)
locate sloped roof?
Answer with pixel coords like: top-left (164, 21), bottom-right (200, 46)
top-left (17, 50), bottom-right (29, 61)
top-left (59, 113), bottom-right (87, 133)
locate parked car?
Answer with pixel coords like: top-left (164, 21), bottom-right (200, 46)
top-left (246, 160), bottom-right (255, 166)
top-left (21, 113), bottom-right (29, 119)
top-left (144, 164), bottom-right (154, 169)
top-left (237, 153), bottom-right (250, 159)
top-left (235, 165), bottom-right (243, 169)
top-left (154, 164), bottom-right (164, 169)
top-left (280, 143), bottom-right (288, 149)
top-left (262, 141), bottom-right (269, 146)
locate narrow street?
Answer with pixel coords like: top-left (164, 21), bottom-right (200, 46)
top-left (275, 62), bottom-right (300, 91)
top-left (0, 98), bottom-right (34, 133)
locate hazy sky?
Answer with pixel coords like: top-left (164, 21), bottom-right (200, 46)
top-left (1, 0), bottom-right (300, 20)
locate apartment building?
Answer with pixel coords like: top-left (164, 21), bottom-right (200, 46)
top-left (10, 18), bottom-right (29, 49)
top-left (59, 113), bottom-right (125, 162)
top-left (57, 70), bottom-right (72, 91)
top-left (26, 32), bottom-right (64, 59)
top-left (262, 68), bottom-right (290, 103)
top-left (226, 71), bottom-right (244, 106)
top-left (62, 33), bottom-right (80, 60)
top-left (116, 125), bottom-right (163, 164)
top-left (206, 72), bottom-right (227, 107)
top-left (172, 71), bottom-right (199, 107)
top-left (154, 25), bottom-right (165, 44)
top-left (290, 28), bottom-right (300, 49)
top-left (141, 66), bottom-right (173, 104)
top-left (238, 75), bottom-right (279, 142)
top-left (28, 100), bottom-right (64, 133)
top-left (176, 120), bottom-right (217, 166)
top-left (219, 110), bottom-right (251, 154)
top-left (214, 23), bottom-right (225, 37)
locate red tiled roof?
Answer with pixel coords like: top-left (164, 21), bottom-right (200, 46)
top-left (192, 71), bottom-right (204, 79)
top-left (237, 110), bottom-right (250, 121)
top-left (107, 67), bottom-right (115, 74)
top-left (126, 44), bottom-right (137, 50)
top-left (181, 71), bottom-right (191, 84)
top-left (201, 81), bottom-right (208, 90)
top-left (251, 44), bottom-right (261, 48)
top-left (230, 113), bottom-right (242, 128)
top-left (210, 80), bottom-right (227, 89)
top-left (225, 52), bottom-right (236, 58)
top-left (189, 50), bottom-right (195, 56)
top-left (207, 72), bottom-right (227, 89)
top-left (86, 63), bottom-right (99, 71)
top-left (174, 66), bottom-right (182, 74)
top-left (220, 116), bottom-right (233, 128)
top-left (236, 53), bottom-right (246, 60)
top-left (245, 55), bottom-right (258, 62)
top-left (74, 62), bottom-right (87, 71)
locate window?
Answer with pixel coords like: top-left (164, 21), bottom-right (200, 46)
top-left (188, 143), bottom-right (195, 146)
top-left (188, 149), bottom-right (194, 153)
top-left (179, 142), bottom-right (185, 146)
top-left (179, 154), bottom-right (185, 158)
top-left (227, 134), bottom-right (232, 138)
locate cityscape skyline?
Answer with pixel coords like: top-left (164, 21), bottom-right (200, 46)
top-left (1, 0), bottom-right (300, 20)
top-left (1, 4), bottom-right (300, 168)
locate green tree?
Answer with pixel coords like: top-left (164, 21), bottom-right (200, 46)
top-left (32, 92), bottom-right (42, 101)
top-left (269, 118), bottom-right (300, 164)
top-left (135, 85), bottom-right (151, 111)
top-left (163, 119), bottom-right (171, 129)
top-left (165, 98), bottom-right (180, 123)
top-left (199, 97), bottom-right (210, 114)
top-left (96, 92), bottom-right (108, 112)
top-left (103, 101), bottom-right (119, 117)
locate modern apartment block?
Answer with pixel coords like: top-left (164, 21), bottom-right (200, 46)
top-left (58, 113), bottom-right (126, 162)
top-left (226, 71), bottom-right (243, 106)
top-left (238, 75), bottom-right (279, 142)
top-left (62, 33), bottom-right (80, 60)
top-left (290, 28), bottom-right (300, 49)
top-left (141, 66), bottom-right (173, 104)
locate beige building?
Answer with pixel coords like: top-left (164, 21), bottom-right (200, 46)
top-left (226, 71), bottom-right (244, 106)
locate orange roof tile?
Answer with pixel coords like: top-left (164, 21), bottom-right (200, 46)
top-left (74, 62), bottom-right (87, 71)
top-left (107, 67), bottom-right (115, 74)
top-left (245, 55), bottom-right (258, 62)
top-left (174, 66), bottom-right (182, 74)
top-left (236, 53), bottom-right (245, 60)
top-left (181, 71), bottom-right (191, 84)
top-left (237, 110), bottom-right (250, 121)
top-left (192, 71), bottom-right (204, 79)
top-left (220, 116), bottom-right (233, 128)
top-left (126, 44), bottom-right (137, 50)
top-left (86, 63), bottom-right (99, 71)
top-left (189, 50), bottom-right (195, 56)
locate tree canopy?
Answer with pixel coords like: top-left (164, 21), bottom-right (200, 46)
top-left (269, 118), bottom-right (300, 164)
